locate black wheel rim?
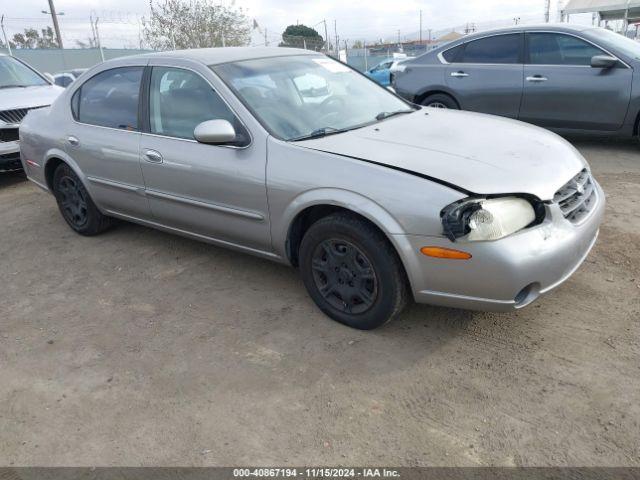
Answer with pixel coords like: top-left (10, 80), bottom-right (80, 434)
top-left (311, 239), bottom-right (378, 315)
top-left (57, 175), bottom-right (88, 228)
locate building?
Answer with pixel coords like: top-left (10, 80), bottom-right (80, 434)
top-left (562, 0), bottom-right (640, 27)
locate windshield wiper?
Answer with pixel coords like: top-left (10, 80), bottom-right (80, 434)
top-left (290, 127), bottom-right (342, 142)
top-left (0, 84), bottom-right (29, 89)
top-left (375, 109), bottom-right (415, 121)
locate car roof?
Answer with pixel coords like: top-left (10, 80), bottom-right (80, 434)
top-left (124, 46), bottom-right (319, 66)
top-left (462, 23), bottom-right (593, 38)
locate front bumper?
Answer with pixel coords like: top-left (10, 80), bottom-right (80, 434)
top-left (397, 180), bottom-right (606, 312)
top-left (0, 140), bottom-right (22, 172)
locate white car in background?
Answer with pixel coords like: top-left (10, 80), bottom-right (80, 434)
top-left (0, 54), bottom-right (63, 172)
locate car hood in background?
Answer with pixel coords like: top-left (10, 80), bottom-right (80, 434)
top-left (296, 109), bottom-right (587, 201)
top-left (0, 85), bottom-right (64, 112)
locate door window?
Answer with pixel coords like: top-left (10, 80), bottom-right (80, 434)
top-left (149, 66), bottom-right (246, 143)
top-left (75, 67), bottom-right (143, 130)
top-left (527, 33), bottom-right (605, 66)
top-left (459, 34), bottom-right (521, 64)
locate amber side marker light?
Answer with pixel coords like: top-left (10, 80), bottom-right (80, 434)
top-left (420, 246), bottom-right (472, 260)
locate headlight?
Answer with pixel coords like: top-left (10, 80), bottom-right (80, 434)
top-left (441, 197), bottom-right (538, 242)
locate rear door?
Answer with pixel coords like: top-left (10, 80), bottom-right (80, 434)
top-left (520, 32), bottom-right (632, 131)
top-left (444, 33), bottom-right (524, 118)
top-left (66, 65), bottom-right (151, 220)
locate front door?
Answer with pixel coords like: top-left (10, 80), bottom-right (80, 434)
top-left (444, 33), bottom-right (524, 118)
top-left (139, 65), bottom-right (271, 253)
top-left (66, 66), bottom-right (150, 220)
top-left (519, 32), bottom-right (633, 131)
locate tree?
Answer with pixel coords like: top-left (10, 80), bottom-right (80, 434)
top-left (280, 24), bottom-right (324, 50)
top-left (142, 0), bottom-right (250, 50)
top-left (10, 27), bottom-right (58, 49)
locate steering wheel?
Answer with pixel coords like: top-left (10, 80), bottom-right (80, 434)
top-left (320, 96), bottom-right (345, 111)
top-left (316, 96), bottom-right (345, 125)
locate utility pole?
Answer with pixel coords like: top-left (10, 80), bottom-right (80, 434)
top-left (94, 17), bottom-right (105, 62)
top-left (264, 28), bottom-right (268, 47)
top-left (544, 0), bottom-right (551, 23)
top-left (419, 10), bottom-right (422, 44)
top-left (334, 19), bottom-right (338, 56)
top-left (1, 15), bottom-right (11, 55)
top-left (44, 0), bottom-right (64, 48)
top-left (364, 40), bottom-right (368, 70)
top-left (323, 19), bottom-right (329, 52)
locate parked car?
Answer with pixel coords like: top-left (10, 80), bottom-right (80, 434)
top-left (366, 58), bottom-right (412, 86)
top-left (0, 54), bottom-right (63, 172)
top-left (53, 68), bottom-right (88, 88)
top-left (20, 48), bottom-right (604, 329)
top-left (393, 24), bottom-right (640, 138)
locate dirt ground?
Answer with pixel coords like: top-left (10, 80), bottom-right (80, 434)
top-left (0, 138), bottom-right (638, 467)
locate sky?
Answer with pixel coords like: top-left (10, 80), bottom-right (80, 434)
top-left (0, 0), bottom-right (588, 49)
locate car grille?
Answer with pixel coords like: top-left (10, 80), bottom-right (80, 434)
top-left (0, 127), bottom-right (19, 142)
top-left (553, 168), bottom-right (597, 224)
top-left (0, 152), bottom-right (23, 171)
top-left (0, 105), bottom-right (47, 125)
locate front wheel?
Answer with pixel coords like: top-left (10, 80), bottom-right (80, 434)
top-left (299, 213), bottom-right (409, 330)
top-left (52, 163), bottom-right (113, 236)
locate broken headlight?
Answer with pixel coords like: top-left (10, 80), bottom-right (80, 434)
top-left (441, 197), bottom-right (540, 242)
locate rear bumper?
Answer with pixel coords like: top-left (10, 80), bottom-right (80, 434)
top-left (397, 180), bottom-right (606, 312)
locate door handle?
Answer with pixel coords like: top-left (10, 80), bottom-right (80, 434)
top-left (144, 149), bottom-right (163, 164)
top-left (526, 75), bottom-right (548, 82)
top-left (450, 71), bottom-right (469, 78)
top-left (67, 136), bottom-right (79, 146)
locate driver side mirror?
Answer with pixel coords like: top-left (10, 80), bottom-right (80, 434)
top-left (591, 55), bottom-right (618, 69)
top-left (194, 119), bottom-right (236, 145)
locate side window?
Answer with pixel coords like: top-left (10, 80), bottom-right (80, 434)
top-left (149, 66), bottom-right (246, 143)
top-left (76, 67), bottom-right (143, 130)
top-left (71, 88), bottom-right (80, 119)
top-left (528, 33), bottom-right (605, 66)
top-left (442, 44), bottom-right (464, 63)
top-left (459, 34), bottom-right (521, 64)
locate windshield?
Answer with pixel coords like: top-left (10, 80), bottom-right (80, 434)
top-left (0, 56), bottom-right (48, 88)
top-left (213, 55), bottom-right (414, 141)
top-left (588, 28), bottom-right (640, 60)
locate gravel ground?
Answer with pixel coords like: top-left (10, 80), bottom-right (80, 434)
top-left (0, 138), bottom-right (638, 467)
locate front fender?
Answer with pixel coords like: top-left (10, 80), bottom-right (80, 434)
top-left (273, 187), bottom-right (417, 269)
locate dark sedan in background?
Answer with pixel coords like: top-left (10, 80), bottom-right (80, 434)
top-left (393, 24), bottom-right (640, 138)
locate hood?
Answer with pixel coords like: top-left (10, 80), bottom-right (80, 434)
top-left (0, 84), bottom-right (64, 116)
top-left (296, 109), bottom-right (587, 201)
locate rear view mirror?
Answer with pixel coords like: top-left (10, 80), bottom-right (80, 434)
top-left (194, 119), bottom-right (236, 145)
top-left (591, 55), bottom-right (618, 69)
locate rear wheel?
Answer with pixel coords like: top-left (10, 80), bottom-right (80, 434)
top-left (421, 93), bottom-right (459, 109)
top-left (52, 163), bottom-right (112, 236)
top-left (299, 213), bottom-right (408, 330)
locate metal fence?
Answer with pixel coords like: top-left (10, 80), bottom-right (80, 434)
top-left (0, 48), bottom-right (152, 74)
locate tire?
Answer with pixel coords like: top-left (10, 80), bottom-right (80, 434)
top-left (52, 163), bottom-right (112, 236)
top-left (421, 93), bottom-right (459, 109)
top-left (299, 212), bottom-right (409, 330)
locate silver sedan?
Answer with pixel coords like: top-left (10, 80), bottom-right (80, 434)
top-left (19, 47), bottom-right (605, 330)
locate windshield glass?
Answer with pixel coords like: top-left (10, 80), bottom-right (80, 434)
top-left (213, 55), bottom-right (414, 141)
top-left (588, 28), bottom-right (640, 60)
top-left (0, 56), bottom-right (48, 88)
